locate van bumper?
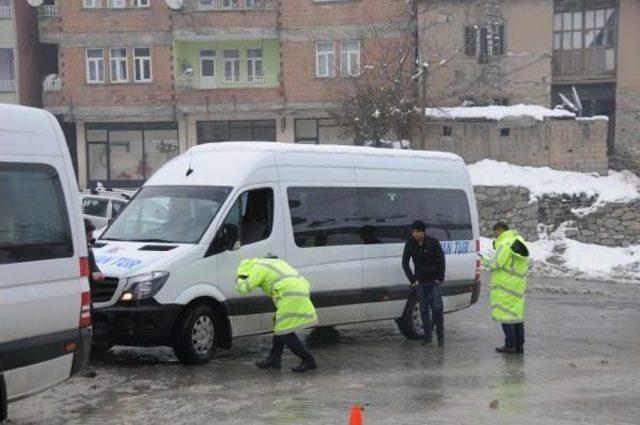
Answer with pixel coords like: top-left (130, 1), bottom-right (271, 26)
top-left (92, 301), bottom-right (181, 347)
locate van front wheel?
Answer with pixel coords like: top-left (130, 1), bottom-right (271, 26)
top-left (396, 296), bottom-right (424, 340)
top-left (172, 305), bottom-right (218, 364)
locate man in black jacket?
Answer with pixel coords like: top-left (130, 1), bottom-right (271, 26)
top-left (402, 220), bottom-right (446, 346)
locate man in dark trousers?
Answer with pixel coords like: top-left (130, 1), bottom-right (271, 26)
top-left (402, 220), bottom-right (446, 346)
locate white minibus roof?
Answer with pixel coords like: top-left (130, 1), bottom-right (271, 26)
top-left (0, 104), bottom-right (62, 157)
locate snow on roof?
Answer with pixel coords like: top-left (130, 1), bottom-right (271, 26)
top-left (425, 104), bottom-right (576, 121)
top-left (468, 159), bottom-right (640, 203)
top-left (190, 141), bottom-right (464, 162)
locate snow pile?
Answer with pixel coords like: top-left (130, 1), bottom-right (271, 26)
top-left (468, 160), bottom-right (640, 203)
top-left (480, 235), bottom-right (640, 284)
top-left (364, 139), bottom-right (411, 149)
top-left (425, 104), bottom-right (575, 121)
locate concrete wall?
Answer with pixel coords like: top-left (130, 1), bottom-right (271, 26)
top-left (424, 117), bottom-right (609, 173)
top-left (418, 0), bottom-right (553, 107)
top-left (614, 0), bottom-right (640, 174)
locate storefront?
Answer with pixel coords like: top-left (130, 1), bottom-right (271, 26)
top-left (86, 122), bottom-right (179, 189)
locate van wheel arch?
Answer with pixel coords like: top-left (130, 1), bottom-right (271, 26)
top-left (172, 297), bottom-right (232, 350)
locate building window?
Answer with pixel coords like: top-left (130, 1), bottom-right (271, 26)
top-left (294, 118), bottom-right (346, 144)
top-left (554, 8), bottom-right (616, 51)
top-left (109, 0), bottom-right (126, 8)
top-left (199, 50), bottom-right (216, 88)
top-left (223, 0), bottom-right (239, 9)
top-left (316, 42), bottom-right (335, 78)
top-left (464, 24), bottom-right (504, 63)
top-left (83, 0), bottom-right (102, 8)
top-left (441, 126), bottom-right (452, 137)
top-left (86, 122), bottom-right (179, 187)
top-left (86, 48), bottom-right (105, 84)
top-left (247, 49), bottom-right (264, 82)
top-left (134, 47), bottom-right (152, 82)
top-left (0, 48), bottom-right (15, 91)
top-left (134, 0), bottom-right (150, 7)
top-left (197, 120), bottom-right (277, 144)
top-left (110, 48), bottom-right (128, 83)
top-left (500, 128), bottom-right (510, 137)
top-left (223, 50), bottom-right (240, 82)
top-left (341, 41), bottom-right (360, 77)
top-left (0, 0), bottom-right (12, 19)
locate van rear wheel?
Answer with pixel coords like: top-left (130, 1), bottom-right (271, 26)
top-left (172, 305), bottom-right (218, 365)
top-left (397, 296), bottom-right (424, 340)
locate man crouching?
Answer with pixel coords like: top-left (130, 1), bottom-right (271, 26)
top-left (235, 257), bottom-right (318, 373)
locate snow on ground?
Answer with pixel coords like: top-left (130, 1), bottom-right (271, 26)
top-left (425, 104), bottom-right (577, 121)
top-left (468, 159), bottom-right (640, 203)
top-left (480, 236), bottom-right (640, 284)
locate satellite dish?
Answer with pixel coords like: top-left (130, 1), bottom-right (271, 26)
top-left (571, 86), bottom-right (583, 116)
top-left (164, 0), bottom-right (184, 9)
top-left (27, 0), bottom-right (44, 6)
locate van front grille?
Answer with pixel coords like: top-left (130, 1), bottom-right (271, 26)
top-left (91, 277), bottom-right (120, 303)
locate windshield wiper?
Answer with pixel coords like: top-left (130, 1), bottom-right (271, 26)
top-left (128, 238), bottom-right (176, 243)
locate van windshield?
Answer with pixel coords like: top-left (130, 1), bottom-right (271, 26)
top-left (102, 186), bottom-right (231, 244)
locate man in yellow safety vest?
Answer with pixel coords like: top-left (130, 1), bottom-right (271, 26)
top-left (235, 256), bottom-right (318, 373)
top-left (483, 222), bottom-right (530, 354)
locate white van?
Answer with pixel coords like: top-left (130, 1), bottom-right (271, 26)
top-left (0, 104), bottom-right (91, 420)
top-left (92, 142), bottom-right (481, 364)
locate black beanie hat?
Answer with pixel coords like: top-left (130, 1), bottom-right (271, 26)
top-left (411, 220), bottom-right (426, 232)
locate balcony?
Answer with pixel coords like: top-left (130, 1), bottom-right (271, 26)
top-left (0, 80), bottom-right (16, 92)
top-left (0, 5), bottom-right (11, 19)
top-left (196, 0), bottom-right (277, 11)
top-left (176, 74), bottom-right (279, 92)
top-left (174, 0), bottom-right (278, 36)
top-left (38, 4), bottom-right (57, 17)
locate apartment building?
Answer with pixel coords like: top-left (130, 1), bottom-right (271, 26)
top-left (417, 0), bottom-right (640, 173)
top-left (37, 0), bottom-right (412, 188)
top-left (0, 0), bottom-right (47, 106)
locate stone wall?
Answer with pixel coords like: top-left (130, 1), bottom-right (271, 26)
top-left (474, 185), bottom-right (640, 247)
top-left (474, 186), bottom-right (539, 241)
top-left (424, 117), bottom-right (608, 174)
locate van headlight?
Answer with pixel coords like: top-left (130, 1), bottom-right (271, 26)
top-left (120, 272), bottom-right (170, 301)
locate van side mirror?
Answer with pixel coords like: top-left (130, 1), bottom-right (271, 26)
top-left (206, 223), bottom-right (240, 257)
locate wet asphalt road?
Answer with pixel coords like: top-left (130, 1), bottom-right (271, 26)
top-left (9, 276), bottom-right (640, 425)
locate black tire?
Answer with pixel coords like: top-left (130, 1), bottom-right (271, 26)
top-left (396, 295), bottom-right (424, 340)
top-left (172, 305), bottom-right (219, 365)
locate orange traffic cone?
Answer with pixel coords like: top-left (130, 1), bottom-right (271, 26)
top-left (348, 405), bottom-right (364, 425)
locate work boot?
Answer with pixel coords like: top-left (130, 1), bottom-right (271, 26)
top-left (437, 336), bottom-right (444, 347)
top-left (291, 357), bottom-right (317, 373)
top-left (421, 338), bottom-right (432, 346)
top-left (255, 357), bottom-right (281, 370)
top-left (517, 346), bottom-right (524, 354)
top-left (495, 346), bottom-right (517, 354)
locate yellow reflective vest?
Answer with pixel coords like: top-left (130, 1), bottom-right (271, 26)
top-left (235, 258), bottom-right (318, 335)
top-left (483, 230), bottom-right (530, 324)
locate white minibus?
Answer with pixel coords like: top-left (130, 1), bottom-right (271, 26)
top-left (92, 142), bottom-right (481, 364)
top-left (0, 104), bottom-right (92, 421)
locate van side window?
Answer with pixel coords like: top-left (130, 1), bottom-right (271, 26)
top-left (111, 200), bottom-right (126, 217)
top-left (0, 162), bottom-right (73, 264)
top-left (287, 187), bottom-right (360, 247)
top-left (82, 197), bottom-right (109, 218)
top-left (219, 188), bottom-right (274, 248)
top-left (358, 188), bottom-right (472, 242)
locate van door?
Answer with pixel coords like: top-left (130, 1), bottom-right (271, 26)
top-left (283, 186), bottom-right (363, 325)
top-left (213, 185), bottom-right (284, 336)
top-left (0, 159), bottom-right (81, 400)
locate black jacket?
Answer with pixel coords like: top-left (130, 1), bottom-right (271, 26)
top-left (402, 236), bottom-right (446, 284)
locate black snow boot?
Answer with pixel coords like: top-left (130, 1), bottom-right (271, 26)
top-left (291, 356), bottom-right (317, 373)
top-left (255, 357), bottom-right (281, 370)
